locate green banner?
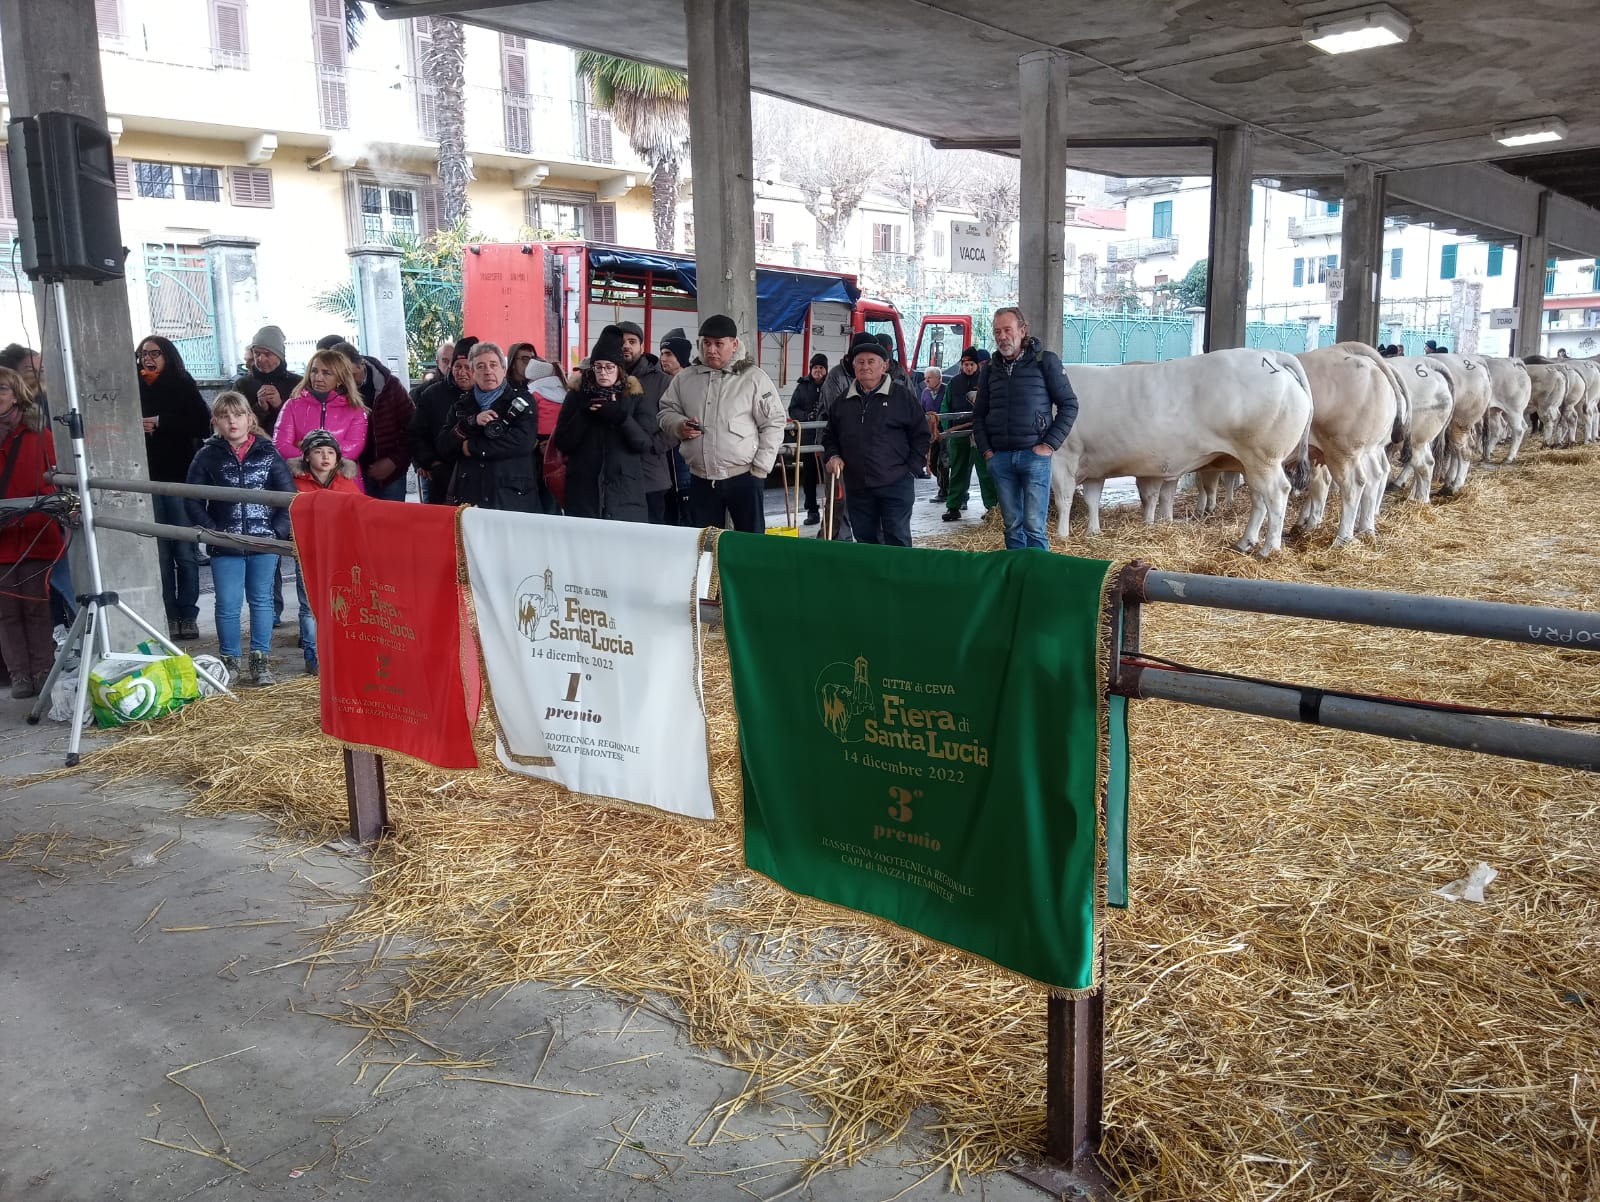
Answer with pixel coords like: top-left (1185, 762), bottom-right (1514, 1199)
top-left (718, 534), bottom-right (1115, 993)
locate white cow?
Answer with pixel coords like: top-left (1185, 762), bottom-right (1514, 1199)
top-left (1567, 360), bottom-right (1600, 443)
top-left (1430, 354), bottom-right (1493, 492)
top-left (1293, 343), bottom-right (1409, 546)
top-left (1388, 356), bottom-right (1456, 503)
top-left (1523, 362), bottom-right (1573, 444)
top-left (1480, 357), bottom-right (1532, 463)
top-left (1050, 349), bottom-right (1314, 557)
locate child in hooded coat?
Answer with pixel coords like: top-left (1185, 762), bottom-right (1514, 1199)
top-left (287, 427), bottom-right (361, 673)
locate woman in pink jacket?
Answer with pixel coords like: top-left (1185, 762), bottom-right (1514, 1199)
top-left (273, 349), bottom-right (368, 462)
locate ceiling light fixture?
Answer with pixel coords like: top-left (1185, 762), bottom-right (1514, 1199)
top-left (1492, 117), bottom-right (1569, 147)
top-left (1301, 4), bottom-right (1412, 54)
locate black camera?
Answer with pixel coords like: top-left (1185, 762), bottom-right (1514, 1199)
top-left (482, 392), bottom-right (532, 440)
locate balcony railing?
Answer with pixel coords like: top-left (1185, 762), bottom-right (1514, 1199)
top-left (1103, 177), bottom-right (1181, 198)
top-left (1288, 214), bottom-right (1342, 239)
top-left (1107, 236), bottom-right (1178, 262)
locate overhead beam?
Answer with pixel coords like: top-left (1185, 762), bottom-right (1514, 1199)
top-left (1385, 162), bottom-right (1544, 240)
top-left (373, 0), bottom-right (550, 18)
top-left (1545, 192), bottom-right (1600, 259)
top-left (929, 136), bottom-right (1215, 153)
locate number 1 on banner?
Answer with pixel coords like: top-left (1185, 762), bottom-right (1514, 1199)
top-left (565, 673), bottom-right (581, 702)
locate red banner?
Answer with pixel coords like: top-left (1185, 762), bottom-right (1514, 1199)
top-left (291, 491), bottom-right (480, 769)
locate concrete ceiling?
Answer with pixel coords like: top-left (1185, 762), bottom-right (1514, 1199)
top-left (376, 0), bottom-right (1600, 249)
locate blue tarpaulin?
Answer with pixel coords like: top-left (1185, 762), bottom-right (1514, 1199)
top-left (587, 246), bottom-right (860, 334)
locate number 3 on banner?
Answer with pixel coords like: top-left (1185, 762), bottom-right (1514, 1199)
top-left (888, 785), bottom-right (917, 824)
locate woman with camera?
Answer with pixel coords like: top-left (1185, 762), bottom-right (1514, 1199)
top-left (437, 342), bottom-right (541, 511)
top-left (552, 325), bottom-right (655, 523)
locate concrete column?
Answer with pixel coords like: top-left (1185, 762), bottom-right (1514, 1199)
top-left (346, 245), bottom-right (410, 389)
top-left (1335, 162), bottom-right (1384, 345)
top-left (0, 0), bottom-right (159, 640)
top-left (1205, 126), bottom-right (1253, 351)
top-left (1018, 50), bottom-right (1068, 358)
top-left (684, 0), bottom-right (756, 343)
top-left (1512, 190), bottom-right (1550, 358)
top-left (200, 235), bottom-right (261, 379)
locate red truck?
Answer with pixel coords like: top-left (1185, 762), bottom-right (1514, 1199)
top-left (461, 240), bottom-right (959, 395)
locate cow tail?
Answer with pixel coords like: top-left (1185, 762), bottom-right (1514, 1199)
top-left (1376, 356), bottom-right (1410, 450)
top-left (1279, 353), bottom-right (1316, 491)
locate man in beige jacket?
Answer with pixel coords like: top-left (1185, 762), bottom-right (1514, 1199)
top-left (657, 314), bottom-right (786, 532)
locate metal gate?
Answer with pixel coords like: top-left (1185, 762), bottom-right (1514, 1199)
top-left (142, 243), bottom-right (223, 377)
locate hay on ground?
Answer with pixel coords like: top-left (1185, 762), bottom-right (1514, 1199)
top-left (69, 443), bottom-right (1600, 1200)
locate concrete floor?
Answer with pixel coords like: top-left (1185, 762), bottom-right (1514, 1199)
top-left (0, 544), bottom-right (1052, 1202)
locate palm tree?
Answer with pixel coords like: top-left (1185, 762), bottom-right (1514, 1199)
top-left (342, 1), bottom-right (471, 227)
top-left (574, 54), bottom-right (689, 251)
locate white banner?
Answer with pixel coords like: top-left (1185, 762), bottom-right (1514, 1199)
top-left (461, 510), bottom-right (715, 820)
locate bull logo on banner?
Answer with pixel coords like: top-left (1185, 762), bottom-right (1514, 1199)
top-left (814, 655), bottom-right (875, 743)
top-left (516, 569), bottom-right (560, 644)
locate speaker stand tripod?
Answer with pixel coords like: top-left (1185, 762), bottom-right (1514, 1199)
top-left (25, 277), bottom-right (231, 765)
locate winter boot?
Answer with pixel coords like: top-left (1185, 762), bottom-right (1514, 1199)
top-left (249, 650), bottom-right (276, 687)
top-left (220, 655), bottom-right (241, 683)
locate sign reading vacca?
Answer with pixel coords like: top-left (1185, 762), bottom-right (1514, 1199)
top-left (950, 222), bottom-right (996, 273)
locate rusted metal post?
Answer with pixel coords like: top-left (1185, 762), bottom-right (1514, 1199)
top-left (343, 749), bottom-right (390, 844)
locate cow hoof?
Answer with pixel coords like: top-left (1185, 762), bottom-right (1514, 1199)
top-left (1253, 546), bottom-right (1276, 560)
top-left (1232, 538), bottom-right (1257, 555)
top-left (1331, 535), bottom-right (1354, 549)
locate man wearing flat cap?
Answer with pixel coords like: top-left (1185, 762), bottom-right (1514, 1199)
top-left (822, 332), bottom-right (928, 547)
top-left (657, 315), bottom-right (786, 533)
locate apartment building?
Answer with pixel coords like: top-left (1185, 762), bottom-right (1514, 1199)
top-left (0, 0), bottom-right (653, 372)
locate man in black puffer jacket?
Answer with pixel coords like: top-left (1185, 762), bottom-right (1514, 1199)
top-left (823, 333), bottom-right (928, 547)
top-left (438, 342), bottom-right (541, 512)
top-left (972, 306), bottom-right (1078, 550)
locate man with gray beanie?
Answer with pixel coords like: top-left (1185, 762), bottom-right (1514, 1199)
top-left (231, 325), bottom-right (301, 436)
top-left (658, 315), bottom-right (786, 533)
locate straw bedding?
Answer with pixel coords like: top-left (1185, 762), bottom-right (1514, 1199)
top-left (70, 444), bottom-right (1600, 1200)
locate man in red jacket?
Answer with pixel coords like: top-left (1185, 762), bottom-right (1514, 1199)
top-left (331, 342), bottom-right (416, 500)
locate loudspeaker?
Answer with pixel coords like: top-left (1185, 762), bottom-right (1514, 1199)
top-left (6, 112), bottom-right (127, 282)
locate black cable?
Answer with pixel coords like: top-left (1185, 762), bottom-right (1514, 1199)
top-left (1127, 651), bottom-right (1600, 726)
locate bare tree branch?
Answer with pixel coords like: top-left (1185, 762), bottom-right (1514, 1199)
top-left (883, 136), bottom-right (968, 278)
top-left (757, 96), bottom-right (887, 267)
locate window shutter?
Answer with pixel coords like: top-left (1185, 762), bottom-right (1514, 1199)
top-left (113, 157), bottom-right (133, 198)
top-left (228, 166), bottom-right (273, 208)
top-left (411, 18), bottom-right (439, 140)
top-left (95, 0), bottom-right (123, 37)
top-left (211, 0), bottom-right (248, 66)
top-left (501, 34), bottom-right (530, 152)
top-left (420, 186), bottom-right (445, 236)
top-left (0, 148), bottom-right (14, 224)
top-left (586, 107), bottom-right (613, 163)
top-left (591, 201), bottom-right (616, 243)
top-left (1292, 258), bottom-right (1304, 288)
top-left (312, 0), bottom-right (348, 130)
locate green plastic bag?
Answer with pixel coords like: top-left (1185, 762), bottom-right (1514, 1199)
top-left (87, 647), bottom-right (201, 728)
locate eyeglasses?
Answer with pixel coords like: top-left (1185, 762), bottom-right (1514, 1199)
top-left (0, 383), bottom-right (14, 395)
top-left (137, 349), bottom-right (164, 361)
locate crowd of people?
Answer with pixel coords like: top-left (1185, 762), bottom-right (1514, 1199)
top-left (0, 304), bottom-right (1079, 698)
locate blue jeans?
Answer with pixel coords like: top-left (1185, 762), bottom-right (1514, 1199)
top-left (844, 477), bottom-right (915, 546)
top-left (364, 470), bottom-right (408, 502)
top-left (210, 552), bottom-right (278, 657)
top-left (295, 561), bottom-right (317, 665)
top-left (986, 448), bottom-right (1054, 550)
top-left (49, 555), bottom-right (75, 625)
top-left (152, 493), bottom-right (200, 619)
